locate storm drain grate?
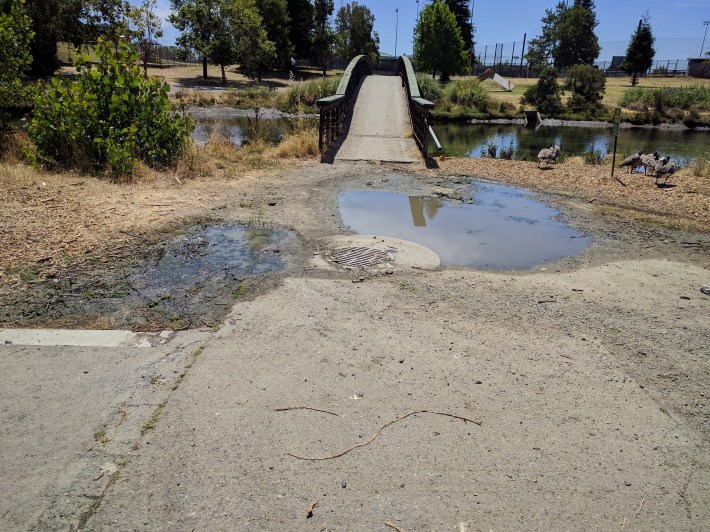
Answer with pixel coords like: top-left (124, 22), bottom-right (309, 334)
top-left (330, 246), bottom-right (393, 268)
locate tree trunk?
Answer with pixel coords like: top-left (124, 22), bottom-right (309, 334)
top-left (632, 72), bottom-right (638, 86)
top-left (202, 56), bottom-right (208, 80)
top-left (221, 64), bottom-right (226, 85)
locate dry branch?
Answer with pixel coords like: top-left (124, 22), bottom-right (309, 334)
top-left (385, 521), bottom-right (408, 532)
top-left (286, 410), bottom-right (481, 461)
top-left (275, 406), bottom-right (341, 417)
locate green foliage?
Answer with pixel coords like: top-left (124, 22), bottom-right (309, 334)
top-left (29, 40), bottom-right (192, 177)
top-left (565, 64), bottom-right (606, 113)
top-left (443, 78), bottom-right (491, 110)
top-left (520, 66), bottom-right (564, 115)
top-left (619, 85), bottom-right (710, 112)
top-left (525, 1), bottom-right (566, 69)
top-left (0, 0), bottom-right (33, 124)
top-left (285, 75), bottom-right (341, 107)
top-left (555, 0), bottom-right (600, 68)
top-left (413, 0), bottom-right (468, 81)
top-left (256, 0), bottom-right (293, 69)
top-left (128, 0), bottom-right (163, 75)
top-left (415, 74), bottom-right (443, 101)
top-left (287, 0), bottom-right (314, 59)
top-left (443, 0), bottom-right (473, 53)
top-left (313, 0), bottom-right (335, 75)
top-left (334, 2), bottom-right (379, 64)
top-left (621, 14), bottom-right (655, 86)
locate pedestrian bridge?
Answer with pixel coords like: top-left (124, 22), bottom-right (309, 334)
top-left (316, 55), bottom-right (437, 164)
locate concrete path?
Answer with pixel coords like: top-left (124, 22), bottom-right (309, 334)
top-left (334, 76), bottom-right (420, 164)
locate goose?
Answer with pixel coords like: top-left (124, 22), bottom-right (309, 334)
top-left (640, 151), bottom-right (660, 175)
top-left (619, 152), bottom-right (643, 173)
top-left (654, 156), bottom-right (675, 185)
top-left (537, 145), bottom-right (560, 168)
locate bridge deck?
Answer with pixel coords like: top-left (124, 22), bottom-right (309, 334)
top-left (334, 76), bottom-right (420, 164)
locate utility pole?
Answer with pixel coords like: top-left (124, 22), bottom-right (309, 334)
top-left (701, 21), bottom-right (710, 56)
top-left (395, 8), bottom-right (399, 57)
top-left (469, 0), bottom-right (474, 75)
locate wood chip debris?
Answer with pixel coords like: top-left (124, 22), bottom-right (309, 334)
top-left (306, 500), bottom-right (318, 519)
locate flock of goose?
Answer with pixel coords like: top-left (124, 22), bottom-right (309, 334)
top-left (619, 151), bottom-right (676, 185)
top-left (536, 145), bottom-right (676, 186)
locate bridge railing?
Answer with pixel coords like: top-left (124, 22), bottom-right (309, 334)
top-left (395, 56), bottom-right (435, 157)
top-left (316, 55), bottom-right (373, 153)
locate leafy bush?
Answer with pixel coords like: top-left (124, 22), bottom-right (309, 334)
top-left (619, 85), bottom-right (710, 112)
top-left (565, 64), bottom-right (606, 113)
top-left (285, 76), bottom-right (342, 107)
top-left (415, 74), bottom-right (443, 101)
top-left (29, 39), bottom-right (192, 177)
top-left (0, 0), bottom-right (34, 127)
top-left (443, 79), bottom-right (491, 110)
top-left (521, 67), bottom-right (564, 115)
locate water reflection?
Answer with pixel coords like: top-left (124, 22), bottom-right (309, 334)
top-left (190, 114), bottom-right (292, 146)
top-left (339, 183), bottom-right (591, 270)
top-left (432, 122), bottom-right (710, 167)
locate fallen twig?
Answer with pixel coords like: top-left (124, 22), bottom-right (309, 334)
top-left (385, 521), bottom-right (407, 532)
top-left (286, 410), bottom-right (481, 461)
top-left (636, 498), bottom-right (645, 516)
top-left (619, 517), bottom-right (626, 531)
top-left (275, 406), bottom-right (341, 417)
top-left (615, 176), bottom-right (627, 187)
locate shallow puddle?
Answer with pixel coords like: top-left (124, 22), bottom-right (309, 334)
top-left (339, 182), bottom-right (591, 270)
top-left (1, 224), bottom-right (289, 331)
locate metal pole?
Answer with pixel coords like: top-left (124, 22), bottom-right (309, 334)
top-left (483, 45), bottom-right (487, 68)
top-left (394, 9), bottom-right (399, 57)
top-left (510, 42), bottom-right (515, 75)
top-left (700, 21), bottom-right (710, 56)
top-left (519, 33), bottom-right (526, 77)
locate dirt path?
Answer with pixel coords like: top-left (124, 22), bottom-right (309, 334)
top-left (1, 158), bottom-right (709, 529)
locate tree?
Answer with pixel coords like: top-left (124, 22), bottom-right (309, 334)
top-left (565, 63), bottom-right (605, 113)
top-left (554, 0), bottom-right (600, 68)
top-left (25, 0), bottom-right (95, 76)
top-left (525, 1), bottom-right (566, 70)
top-left (334, 2), bottom-right (379, 64)
top-left (128, 0), bottom-right (163, 76)
top-left (228, 0), bottom-right (276, 81)
top-left (0, 0), bottom-right (33, 128)
top-left (520, 66), bottom-right (563, 115)
top-left (287, 0), bottom-right (313, 60)
top-left (255, 0), bottom-right (292, 69)
top-left (621, 14), bottom-right (655, 86)
top-left (170, 0), bottom-right (221, 79)
top-left (443, 0), bottom-right (473, 55)
top-left (312, 0), bottom-right (334, 76)
top-left (413, 0), bottom-right (467, 81)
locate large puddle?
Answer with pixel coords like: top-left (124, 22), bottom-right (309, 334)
top-left (1, 224), bottom-right (289, 331)
top-left (339, 182), bottom-right (591, 270)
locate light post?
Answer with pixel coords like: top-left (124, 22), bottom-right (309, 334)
top-left (701, 21), bottom-right (710, 57)
top-left (416, 0), bottom-right (419, 20)
top-left (395, 8), bottom-right (399, 58)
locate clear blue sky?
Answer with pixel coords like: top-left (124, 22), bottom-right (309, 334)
top-left (148, 0), bottom-right (710, 61)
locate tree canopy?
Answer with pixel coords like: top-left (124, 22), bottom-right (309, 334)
top-left (334, 1), bottom-right (379, 64)
top-left (255, 0), bottom-right (292, 69)
top-left (413, 0), bottom-right (467, 81)
top-left (287, 0), bottom-right (314, 59)
top-left (312, 0), bottom-right (334, 76)
top-left (443, 0), bottom-right (473, 54)
top-left (525, 0), bottom-right (600, 70)
top-left (128, 0), bottom-right (163, 76)
top-left (555, 0), bottom-right (600, 68)
top-left (621, 14), bottom-right (655, 86)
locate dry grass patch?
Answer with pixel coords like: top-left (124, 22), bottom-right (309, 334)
top-left (436, 156), bottom-right (710, 232)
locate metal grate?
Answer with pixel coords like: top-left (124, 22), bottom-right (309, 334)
top-left (330, 246), bottom-right (393, 268)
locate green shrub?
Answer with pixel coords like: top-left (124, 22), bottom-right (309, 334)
top-left (520, 67), bottom-right (563, 115)
top-left (0, 0), bottom-right (34, 128)
top-left (285, 76), bottom-right (342, 107)
top-left (29, 39), bottom-right (192, 177)
top-left (415, 73), bottom-right (443, 101)
top-left (565, 64), bottom-right (606, 113)
top-left (619, 85), bottom-right (710, 111)
top-left (443, 78), bottom-right (491, 110)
